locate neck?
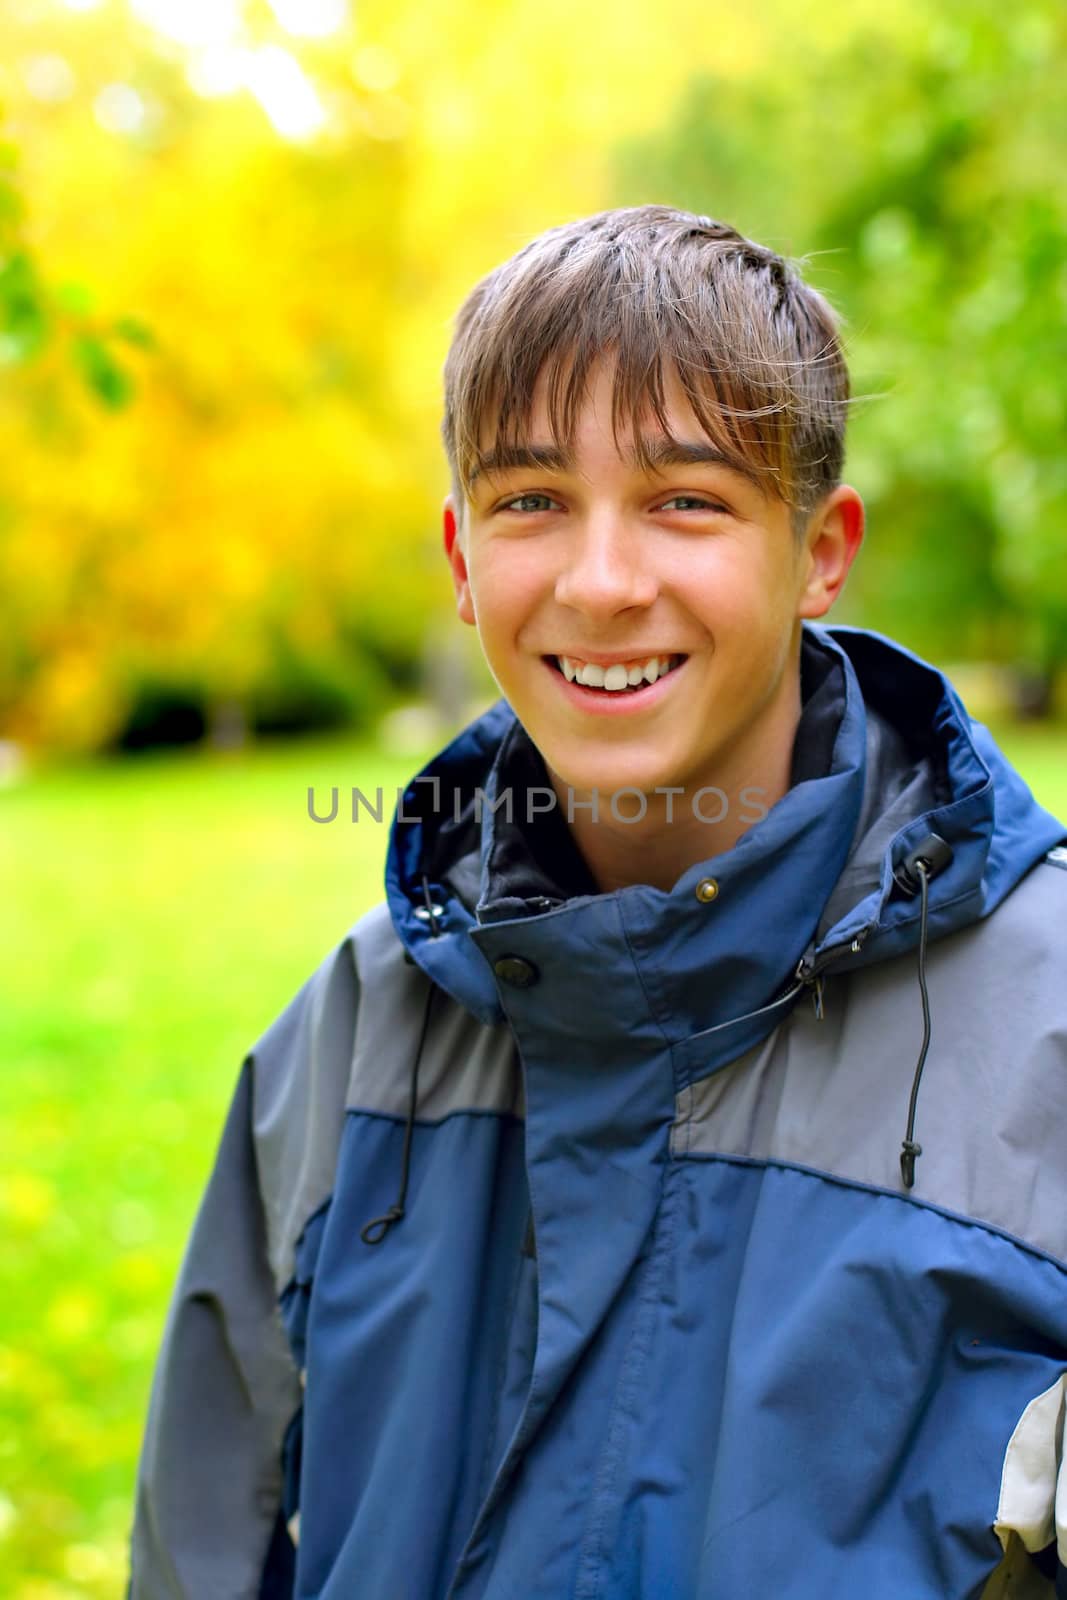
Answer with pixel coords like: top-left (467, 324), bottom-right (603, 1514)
top-left (549, 676), bottom-right (805, 896)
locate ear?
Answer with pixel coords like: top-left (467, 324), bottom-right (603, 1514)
top-left (443, 494), bottom-right (476, 626)
top-left (795, 485), bottom-right (865, 620)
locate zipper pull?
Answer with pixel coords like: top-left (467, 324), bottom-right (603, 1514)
top-left (796, 924), bottom-right (874, 987)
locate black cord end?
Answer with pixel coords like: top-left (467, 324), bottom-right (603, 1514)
top-left (893, 833), bottom-right (953, 897)
top-left (900, 1139), bottom-right (922, 1189)
top-left (361, 1204), bottom-right (405, 1246)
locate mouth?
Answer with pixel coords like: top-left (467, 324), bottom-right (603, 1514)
top-left (544, 652), bottom-right (687, 699)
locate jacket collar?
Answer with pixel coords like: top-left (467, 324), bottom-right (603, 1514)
top-left (385, 625), bottom-right (1064, 1031)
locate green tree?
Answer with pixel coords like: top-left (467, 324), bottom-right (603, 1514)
top-left (617, 0), bottom-right (1067, 698)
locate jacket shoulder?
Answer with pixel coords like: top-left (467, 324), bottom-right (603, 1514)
top-left (682, 848), bottom-right (1067, 1259)
top-left (250, 900), bottom-right (404, 1290)
top-left (986, 845), bottom-right (1067, 959)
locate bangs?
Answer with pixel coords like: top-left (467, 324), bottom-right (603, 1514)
top-left (465, 337), bottom-right (790, 500)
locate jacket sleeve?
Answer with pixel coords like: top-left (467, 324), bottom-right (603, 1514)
top-left (128, 1052), bottom-right (304, 1599)
top-left (128, 920), bottom-right (372, 1596)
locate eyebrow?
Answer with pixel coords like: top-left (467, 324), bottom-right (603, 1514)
top-left (469, 438), bottom-right (764, 489)
top-left (469, 444), bottom-right (571, 483)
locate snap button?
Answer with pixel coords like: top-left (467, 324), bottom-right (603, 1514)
top-left (493, 955), bottom-right (540, 988)
top-left (695, 877), bottom-right (719, 904)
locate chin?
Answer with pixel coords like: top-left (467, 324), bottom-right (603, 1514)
top-left (545, 751), bottom-right (679, 806)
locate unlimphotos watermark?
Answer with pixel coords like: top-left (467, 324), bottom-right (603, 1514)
top-left (307, 780), bottom-right (769, 827)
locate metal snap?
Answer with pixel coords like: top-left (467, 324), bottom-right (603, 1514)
top-left (695, 877), bottom-right (720, 904)
top-left (493, 955), bottom-right (540, 988)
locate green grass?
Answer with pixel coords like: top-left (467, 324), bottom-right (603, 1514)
top-left (0, 724), bottom-right (1064, 1597)
top-left (0, 734), bottom-right (424, 1598)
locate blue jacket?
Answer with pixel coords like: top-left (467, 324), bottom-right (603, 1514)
top-left (131, 625), bottom-right (1067, 1599)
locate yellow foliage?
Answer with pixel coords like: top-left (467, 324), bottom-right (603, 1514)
top-left (0, 0), bottom-right (923, 751)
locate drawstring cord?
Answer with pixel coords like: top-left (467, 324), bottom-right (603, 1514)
top-left (894, 833), bottom-right (953, 1191)
top-left (899, 860), bottom-right (932, 1189)
top-left (360, 876), bottom-right (440, 1246)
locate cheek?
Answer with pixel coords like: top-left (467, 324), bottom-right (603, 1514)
top-left (685, 552), bottom-right (801, 680)
top-left (684, 549), bottom-right (782, 631)
top-left (469, 548), bottom-right (544, 635)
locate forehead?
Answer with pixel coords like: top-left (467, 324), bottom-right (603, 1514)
top-left (470, 358), bottom-right (770, 493)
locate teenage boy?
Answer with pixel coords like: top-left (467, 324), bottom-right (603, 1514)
top-left (131, 206), bottom-right (1067, 1600)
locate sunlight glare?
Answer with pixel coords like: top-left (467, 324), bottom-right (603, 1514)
top-left (245, 45), bottom-right (327, 140)
top-left (268, 0), bottom-right (347, 39)
top-left (23, 54), bottom-right (77, 102)
top-left (94, 83), bottom-right (147, 135)
top-left (187, 45), bottom-right (250, 98)
top-left (129, 0), bottom-right (242, 50)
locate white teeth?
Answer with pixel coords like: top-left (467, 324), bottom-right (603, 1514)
top-left (555, 653), bottom-right (684, 690)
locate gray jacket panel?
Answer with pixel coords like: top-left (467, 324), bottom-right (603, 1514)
top-left (252, 935), bottom-right (362, 1291)
top-left (344, 902), bottom-right (522, 1123)
top-left (674, 856), bottom-right (1067, 1262)
top-left (130, 1060), bottom-right (302, 1598)
top-left (131, 931), bottom-right (366, 1596)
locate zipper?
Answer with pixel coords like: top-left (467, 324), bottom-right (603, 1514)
top-left (795, 923), bottom-right (874, 985)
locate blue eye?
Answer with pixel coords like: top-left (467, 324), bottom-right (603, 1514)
top-left (504, 493), bottom-right (557, 513)
top-left (660, 495), bottom-right (725, 512)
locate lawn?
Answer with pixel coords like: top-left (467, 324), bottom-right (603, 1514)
top-left (1, 723), bottom-right (1064, 1598)
top-left (0, 733), bottom-right (420, 1599)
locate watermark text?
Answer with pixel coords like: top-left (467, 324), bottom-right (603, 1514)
top-left (306, 781), bottom-right (769, 827)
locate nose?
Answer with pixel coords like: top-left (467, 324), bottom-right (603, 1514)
top-left (553, 509), bottom-right (658, 619)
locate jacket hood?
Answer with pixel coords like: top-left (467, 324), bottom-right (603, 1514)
top-left (385, 624), bottom-right (1064, 1040)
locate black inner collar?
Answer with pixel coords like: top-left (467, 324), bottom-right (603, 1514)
top-left (483, 724), bottom-right (601, 907)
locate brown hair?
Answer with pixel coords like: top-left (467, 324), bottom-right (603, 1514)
top-left (442, 205), bottom-right (850, 526)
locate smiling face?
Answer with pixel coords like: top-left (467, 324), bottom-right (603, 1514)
top-left (445, 359), bottom-right (863, 826)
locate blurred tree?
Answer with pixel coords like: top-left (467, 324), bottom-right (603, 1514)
top-left (0, 8), bottom-right (429, 754)
top-left (617, 0), bottom-right (1067, 698)
top-left (9, 0), bottom-right (1038, 755)
top-left (0, 138), bottom-right (49, 366)
top-left (1, 125), bottom-right (151, 406)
